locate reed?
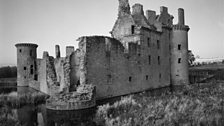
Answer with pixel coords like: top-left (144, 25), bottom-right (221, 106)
top-left (0, 92), bottom-right (49, 108)
top-left (96, 82), bottom-right (224, 126)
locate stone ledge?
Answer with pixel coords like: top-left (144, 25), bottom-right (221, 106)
top-left (46, 85), bottom-right (96, 110)
top-left (15, 43), bottom-right (38, 48)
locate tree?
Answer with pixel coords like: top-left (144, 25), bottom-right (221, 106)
top-left (188, 50), bottom-right (195, 66)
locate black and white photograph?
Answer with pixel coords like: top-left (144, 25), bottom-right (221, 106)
top-left (0, 0), bottom-right (224, 125)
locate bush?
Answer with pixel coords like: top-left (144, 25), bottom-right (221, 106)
top-left (0, 92), bottom-right (48, 108)
top-left (95, 83), bottom-right (224, 126)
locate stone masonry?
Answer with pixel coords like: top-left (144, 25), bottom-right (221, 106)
top-left (15, 0), bottom-right (190, 100)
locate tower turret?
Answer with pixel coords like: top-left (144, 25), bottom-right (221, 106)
top-left (15, 43), bottom-right (38, 86)
top-left (170, 8), bottom-right (190, 85)
top-left (55, 45), bottom-right (60, 58)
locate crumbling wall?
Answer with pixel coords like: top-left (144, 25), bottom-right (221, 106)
top-left (69, 49), bottom-right (81, 91)
top-left (39, 52), bottom-right (59, 95)
top-left (29, 59), bottom-right (41, 90)
top-left (54, 58), bottom-right (65, 92)
top-left (62, 55), bottom-right (71, 93)
top-left (77, 34), bottom-right (171, 100)
top-left (79, 38), bottom-right (88, 86)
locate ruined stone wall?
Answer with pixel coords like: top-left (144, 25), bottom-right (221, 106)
top-left (54, 58), bottom-right (65, 92)
top-left (62, 56), bottom-right (70, 93)
top-left (29, 59), bottom-right (41, 90)
top-left (39, 58), bottom-right (48, 94)
top-left (78, 35), bottom-right (171, 100)
top-left (69, 49), bottom-right (81, 91)
top-left (159, 28), bottom-right (171, 86)
top-left (39, 52), bottom-right (59, 95)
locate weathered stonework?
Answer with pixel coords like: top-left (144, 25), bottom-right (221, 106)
top-left (46, 84), bottom-right (96, 110)
top-left (15, 0), bottom-right (190, 105)
top-left (62, 55), bottom-right (71, 93)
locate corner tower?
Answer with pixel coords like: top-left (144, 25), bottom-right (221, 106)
top-left (170, 8), bottom-right (190, 85)
top-left (15, 43), bottom-right (38, 86)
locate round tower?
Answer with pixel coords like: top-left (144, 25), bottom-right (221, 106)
top-left (15, 43), bottom-right (38, 86)
top-left (170, 8), bottom-right (190, 85)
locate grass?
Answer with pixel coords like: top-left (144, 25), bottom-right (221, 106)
top-left (0, 90), bottom-right (48, 126)
top-left (0, 92), bottom-right (49, 108)
top-left (0, 105), bottom-right (21, 126)
top-left (95, 82), bottom-right (224, 126)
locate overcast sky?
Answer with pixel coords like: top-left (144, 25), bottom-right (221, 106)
top-left (0, 0), bottom-right (224, 66)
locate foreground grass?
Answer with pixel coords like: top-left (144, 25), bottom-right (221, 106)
top-left (95, 82), bottom-right (224, 126)
top-left (0, 91), bottom-right (49, 126)
top-left (0, 92), bottom-right (49, 108)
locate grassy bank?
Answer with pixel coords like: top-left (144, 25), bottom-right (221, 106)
top-left (0, 92), bottom-right (49, 108)
top-left (95, 82), bottom-right (224, 126)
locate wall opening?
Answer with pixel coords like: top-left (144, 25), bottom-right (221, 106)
top-left (157, 40), bottom-right (160, 49)
top-left (34, 61), bottom-right (37, 70)
top-left (24, 67), bottom-right (26, 70)
top-left (30, 50), bottom-right (32, 56)
top-left (129, 76), bottom-right (132, 82)
top-left (131, 25), bottom-right (135, 34)
top-left (159, 73), bottom-right (162, 79)
top-left (178, 58), bottom-right (181, 63)
top-left (34, 74), bottom-right (38, 81)
top-left (77, 80), bottom-right (80, 86)
top-left (30, 65), bottom-right (33, 74)
top-left (107, 74), bottom-right (112, 83)
top-left (148, 55), bottom-right (151, 65)
top-left (158, 56), bottom-right (160, 65)
top-left (178, 44), bottom-right (181, 50)
top-left (19, 49), bottom-right (22, 53)
top-left (147, 37), bottom-right (150, 47)
top-left (146, 75), bottom-right (149, 80)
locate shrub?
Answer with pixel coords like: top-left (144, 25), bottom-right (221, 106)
top-left (95, 83), bottom-right (224, 126)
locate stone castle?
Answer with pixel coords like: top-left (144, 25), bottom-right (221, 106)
top-left (15, 0), bottom-right (190, 100)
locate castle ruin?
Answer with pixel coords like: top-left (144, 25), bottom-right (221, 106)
top-left (15, 0), bottom-right (190, 100)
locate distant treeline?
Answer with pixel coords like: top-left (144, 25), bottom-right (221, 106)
top-left (0, 66), bottom-right (17, 78)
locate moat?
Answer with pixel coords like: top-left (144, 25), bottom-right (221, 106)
top-left (0, 86), bottom-right (97, 126)
top-left (2, 81), bottom-right (224, 126)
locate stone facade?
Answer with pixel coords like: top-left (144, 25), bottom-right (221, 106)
top-left (15, 0), bottom-right (190, 100)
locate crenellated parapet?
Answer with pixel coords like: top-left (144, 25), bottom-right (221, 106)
top-left (173, 24), bottom-right (190, 31)
top-left (15, 43), bottom-right (38, 48)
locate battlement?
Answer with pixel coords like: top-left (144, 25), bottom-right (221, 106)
top-left (132, 3), bottom-right (144, 15)
top-left (15, 43), bottom-right (38, 48)
top-left (160, 6), bottom-right (168, 13)
top-left (173, 24), bottom-right (190, 31)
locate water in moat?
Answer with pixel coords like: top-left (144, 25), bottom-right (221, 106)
top-left (0, 86), bottom-right (97, 126)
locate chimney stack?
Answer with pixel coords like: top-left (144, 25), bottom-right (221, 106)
top-left (66, 46), bottom-right (74, 56)
top-left (178, 8), bottom-right (185, 25)
top-left (55, 45), bottom-right (60, 58)
top-left (132, 4), bottom-right (144, 15)
top-left (118, 0), bottom-right (131, 17)
top-left (160, 6), bottom-right (168, 13)
top-left (146, 10), bottom-right (156, 23)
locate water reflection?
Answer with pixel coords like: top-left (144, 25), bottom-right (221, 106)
top-left (42, 106), bottom-right (96, 126)
top-left (16, 105), bottom-right (38, 126)
top-left (0, 86), bottom-right (39, 96)
top-left (10, 105), bottom-right (96, 126)
top-left (0, 87), bottom-right (97, 126)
